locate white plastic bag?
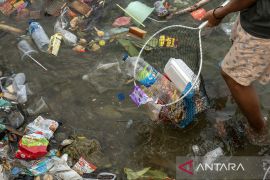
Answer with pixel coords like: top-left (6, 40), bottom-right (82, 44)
top-left (49, 156), bottom-right (82, 180)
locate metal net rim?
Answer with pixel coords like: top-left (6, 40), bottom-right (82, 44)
top-left (134, 24), bottom-right (203, 107)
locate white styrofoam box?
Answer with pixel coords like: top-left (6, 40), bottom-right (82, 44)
top-left (164, 58), bottom-right (200, 92)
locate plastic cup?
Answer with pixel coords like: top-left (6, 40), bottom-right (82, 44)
top-left (17, 39), bottom-right (48, 71)
top-left (26, 97), bottom-right (49, 115)
top-left (17, 39), bottom-right (38, 61)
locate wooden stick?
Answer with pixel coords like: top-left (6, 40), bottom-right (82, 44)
top-left (173, 0), bottom-right (212, 15)
top-left (0, 23), bottom-right (24, 35)
top-left (5, 125), bottom-right (24, 137)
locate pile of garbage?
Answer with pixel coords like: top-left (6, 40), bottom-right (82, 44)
top-left (0, 70), bottom-right (119, 179)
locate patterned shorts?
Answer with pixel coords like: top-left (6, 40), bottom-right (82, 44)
top-left (221, 17), bottom-right (270, 86)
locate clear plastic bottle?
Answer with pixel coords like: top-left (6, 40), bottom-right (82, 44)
top-left (122, 54), bottom-right (158, 87)
top-left (29, 21), bottom-right (50, 52)
top-left (54, 21), bottom-right (77, 46)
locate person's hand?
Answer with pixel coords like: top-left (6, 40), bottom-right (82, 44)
top-left (202, 9), bottom-right (224, 27)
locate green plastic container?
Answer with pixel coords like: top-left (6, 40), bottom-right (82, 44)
top-left (117, 1), bottom-right (154, 27)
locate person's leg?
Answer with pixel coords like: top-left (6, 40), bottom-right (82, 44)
top-left (221, 70), bottom-right (266, 134)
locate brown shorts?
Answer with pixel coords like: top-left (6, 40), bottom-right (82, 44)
top-left (221, 18), bottom-right (270, 86)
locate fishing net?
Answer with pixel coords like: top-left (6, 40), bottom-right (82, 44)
top-left (135, 25), bottom-right (210, 128)
top-left (133, 0), bottom-right (230, 128)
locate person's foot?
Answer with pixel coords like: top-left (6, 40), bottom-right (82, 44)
top-left (245, 118), bottom-right (270, 146)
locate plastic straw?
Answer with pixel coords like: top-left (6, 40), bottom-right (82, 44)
top-left (26, 54), bottom-right (48, 71)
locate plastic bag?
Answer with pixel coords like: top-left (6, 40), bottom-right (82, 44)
top-left (49, 156), bottom-right (82, 180)
top-left (25, 116), bottom-right (59, 139)
top-left (112, 16), bottom-right (131, 27)
top-left (0, 165), bottom-right (8, 180)
top-left (12, 73), bottom-right (26, 91)
top-left (16, 85), bottom-right (27, 104)
top-left (15, 133), bottom-right (49, 160)
top-left (82, 61), bottom-right (125, 94)
top-left (7, 110), bottom-right (24, 129)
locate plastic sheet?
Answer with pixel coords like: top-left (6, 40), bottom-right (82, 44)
top-left (82, 61), bottom-right (125, 93)
top-left (26, 97), bottom-right (49, 116)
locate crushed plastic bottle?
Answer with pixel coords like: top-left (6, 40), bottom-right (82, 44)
top-left (54, 21), bottom-right (77, 46)
top-left (29, 21), bottom-right (50, 52)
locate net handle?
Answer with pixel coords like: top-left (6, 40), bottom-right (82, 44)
top-left (198, 0), bottom-right (230, 29)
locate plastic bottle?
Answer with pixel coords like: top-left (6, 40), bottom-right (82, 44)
top-left (122, 54), bottom-right (158, 87)
top-left (29, 21), bottom-right (50, 52)
top-left (54, 21), bottom-right (77, 46)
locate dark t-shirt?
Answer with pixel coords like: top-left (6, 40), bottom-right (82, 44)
top-left (240, 0), bottom-right (270, 39)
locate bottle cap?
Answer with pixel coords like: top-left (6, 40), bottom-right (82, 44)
top-left (28, 19), bottom-right (36, 25)
top-left (122, 53), bottom-right (129, 61)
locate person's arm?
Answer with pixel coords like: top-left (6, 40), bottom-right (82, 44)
top-left (203, 0), bottom-right (257, 27)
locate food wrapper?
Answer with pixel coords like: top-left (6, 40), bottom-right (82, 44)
top-left (48, 33), bottom-right (62, 56)
top-left (129, 85), bottom-right (149, 107)
top-left (25, 116), bottom-right (59, 139)
top-left (15, 133), bottom-right (49, 160)
top-left (73, 157), bottom-right (97, 175)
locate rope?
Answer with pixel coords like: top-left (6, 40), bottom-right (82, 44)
top-left (263, 166), bottom-right (270, 180)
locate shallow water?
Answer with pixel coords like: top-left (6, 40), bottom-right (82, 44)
top-left (1, 0), bottom-right (270, 179)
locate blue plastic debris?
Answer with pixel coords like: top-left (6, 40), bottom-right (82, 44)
top-left (11, 167), bottom-right (22, 176)
top-left (0, 99), bottom-right (11, 108)
top-left (178, 82), bottom-right (196, 128)
top-left (117, 93), bottom-right (125, 101)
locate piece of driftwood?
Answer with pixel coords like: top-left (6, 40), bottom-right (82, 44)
top-left (174, 0), bottom-right (212, 15)
top-left (0, 23), bottom-right (24, 35)
top-left (5, 125), bottom-right (24, 137)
